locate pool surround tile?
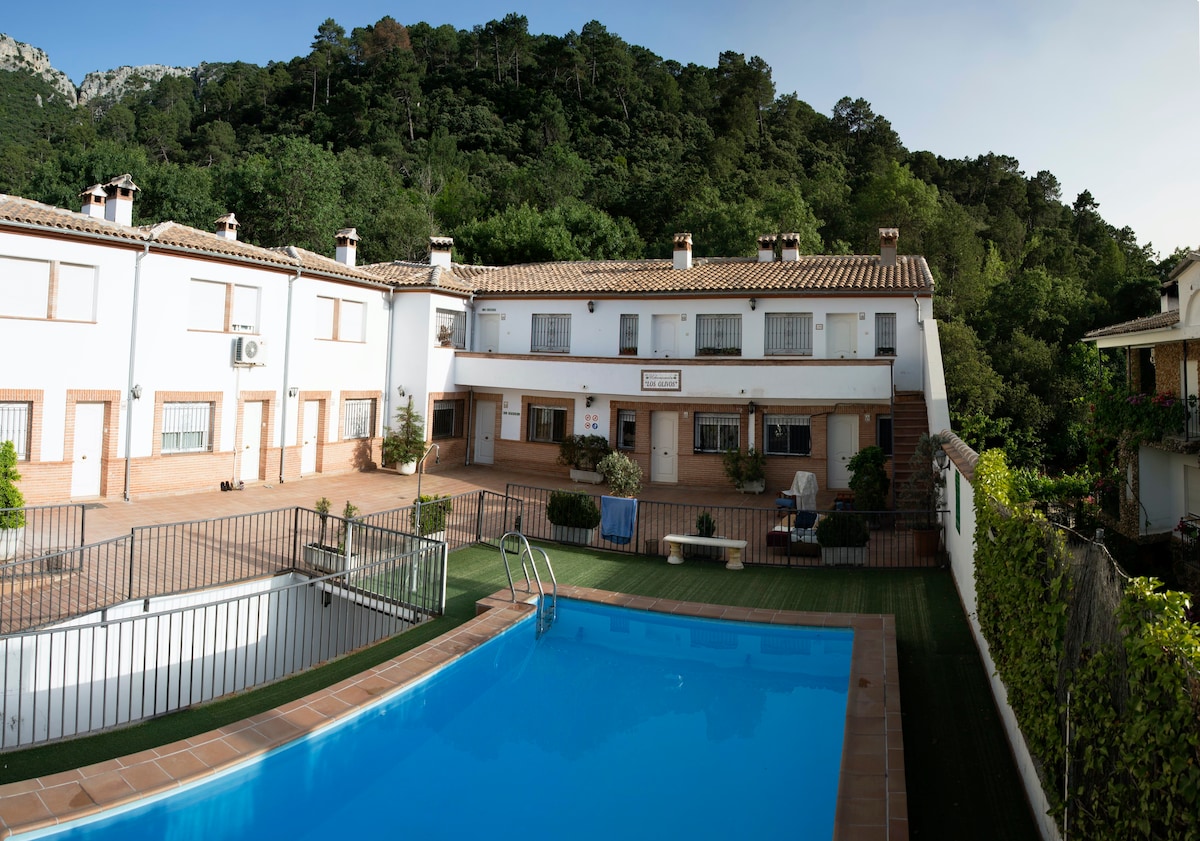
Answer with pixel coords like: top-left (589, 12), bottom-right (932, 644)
top-left (0, 589), bottom-right (905, 841)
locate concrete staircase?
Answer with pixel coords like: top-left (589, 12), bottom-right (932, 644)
top-left (891, 392), bottom-right (929, 506)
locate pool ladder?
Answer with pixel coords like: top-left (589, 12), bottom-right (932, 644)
top-left (499, 531), bottom-right (557, 637)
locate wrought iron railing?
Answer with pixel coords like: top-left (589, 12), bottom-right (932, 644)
top-left (505, 483), bottom-right (947, 568)
top-left (0, 503), bottom-right (87, 564)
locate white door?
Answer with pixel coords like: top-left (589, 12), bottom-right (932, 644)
top-left (301, 401), bottom-right (319, 475)
top-left (479, 314), bottom-right (500, 353)
top-left (650, 411), bottom-right (678, 483)
top-left (651, 315), bottom-right (679, 358)
top-left (827, 314), bottom-right (858, 358)
top-left (827, 414), bottom-right (858, 489)
top-left (474, 400), bottom-right (495, 465)
top-left (71, 402), bottom-right (104, 498)
top-left (240, 401), bottom-right (263, 483)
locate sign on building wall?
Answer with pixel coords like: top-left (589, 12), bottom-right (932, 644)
top-left (641, 369), bottom-right (681, 391)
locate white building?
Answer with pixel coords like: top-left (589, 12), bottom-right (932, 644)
top-left (1, 181), bottom-right (937, 503)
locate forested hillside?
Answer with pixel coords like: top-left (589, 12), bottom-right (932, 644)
top-left (0, 15), bottom-right (1184, 468)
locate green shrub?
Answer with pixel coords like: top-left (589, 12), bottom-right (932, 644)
top-left (848, 445), bottom-right (890, 512)
top-left (815, 512), bottom-right (869, 547)
top-left (0, 440), bottom-right (27, 530)
top-left (696, 511), bottom-right (716, 537)
top-left (721, 447), bottom-right (765, 490)
top-left (546, 490), bottom-right (600, 528)
top-left (598, 451), bottom-right (642, 497)
top-left (557, 434), bottom-right (611, 471)
top-left (411, 494), bottom-right (452, 535)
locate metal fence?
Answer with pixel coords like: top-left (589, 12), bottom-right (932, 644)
top-left (0, 504), bottom-right (87, 564)
top-left (0, 507), bottom-right (447, 637)
top-left (505, 483), bottom-right (946, 568)
top-left (357, 489), bottom-right (524, 552)
top-left (0, 543), bottom-right (440, 750)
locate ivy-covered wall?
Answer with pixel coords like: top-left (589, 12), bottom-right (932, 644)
top-left (974, 450), bottom-right (1200, 839)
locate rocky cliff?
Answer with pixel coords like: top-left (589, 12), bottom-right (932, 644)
top-left (0, 33), bottom-right (77, 106)
top-left (0, 33), bottom-right (194, 109)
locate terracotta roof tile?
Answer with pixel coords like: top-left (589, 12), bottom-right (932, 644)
top-left (0, 194), bottom-right (144, 242)
top-left (265, 245), bottom-right (387, 284)
top-left (466, 254), bottom-right (933, 296)
top-left (1084, 310), bottom-right (1179, 339)
top-left (362, 260), bottom-right (488, 293)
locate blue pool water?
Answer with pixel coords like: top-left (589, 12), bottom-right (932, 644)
top-left (31, 599), bottom-right (853, 840)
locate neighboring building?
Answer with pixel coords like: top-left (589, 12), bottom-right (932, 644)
top-left (1085, 250), bottom-right (1200, 538)
top-left (1, 180), bottom-right (938, 503)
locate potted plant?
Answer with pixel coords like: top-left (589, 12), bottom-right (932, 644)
top-left (437, 324), bottom-right (455, 347)
top-left (722, 447), bottom-right (766, 493)
top-left (598, 451), bottom-right (642, 497)
top-left (383, 396), bottom-right (426, 474)
top-left (685, 510), bottom-right (723, 560)
top-left (546, 489), bottom-right (600, 545)
top-left (305, 498), bottom-right (359, 573)
top-left (816, 511), bottom-right (869, 566)
top-left (848, 445), bottom-right (890, 523)
top-left (901, 432), bottom-right (948, 558)
top-left (558, 434), bottom-right (612, 484)
top-left (0, 440), bottom-right (26, 562)
top-left (411, 494), bottom-right (452, 540)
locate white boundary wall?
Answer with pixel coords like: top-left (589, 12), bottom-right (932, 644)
top-left (0, 572), bottom-right (412, 750)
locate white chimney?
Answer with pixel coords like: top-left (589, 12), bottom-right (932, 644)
top-left (757, 234), bottom-right (776, 263)
top-left (429, 236), bottom-right (453, 268)
top-left (780, 233), bottom-right (801, 262)
top-left (102, 174), bottom-right (139, 226)
top-left (673, 232), bottom-right (693, 271)
top-left (215, 213), bottom-right (239, 241)
top-left (879, 227), bottom-right (899, 268)
top-left (79, 184), bottom-right (106, 218)
top-left (335, 228), bottom-right (359, 266)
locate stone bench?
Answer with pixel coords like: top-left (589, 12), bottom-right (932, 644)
top-left (662, 534), bottom-right (749, 570)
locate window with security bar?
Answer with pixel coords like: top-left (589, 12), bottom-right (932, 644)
top-left (0, 402), bottom-right (30, 460)
top-left (343, 399), bottom-right (374, 439)
top-left (764, 414), bottom-right (811, 456)
top-left (695, 314), bottom-right (742, 355)
top-left (527, 405), bottom-right (567, 443)
top-left (162, 402), bottom-right (213, 454)
top-left (694, 413), bottom-right (740, 453)
top-left (619, 314), bottom-right (638, 354)
top-left (435, 309), bottom-right (466, 348)
top-left (531, 314), bottom-right (571, 353)
top-left (875, 313), bottom-right (897, 355)
top-left (617, 409), bottom-right (636, 450)
top-left (432, 400), bottom-right (459, 439)
top-left (765, 313), bottom-right (813, 356)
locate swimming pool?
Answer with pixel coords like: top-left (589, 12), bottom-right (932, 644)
top-left (21, 597), bottom-right (855, 840)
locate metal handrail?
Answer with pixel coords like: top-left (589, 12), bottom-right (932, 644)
top-left (499, 531), bottom-right (557, 636)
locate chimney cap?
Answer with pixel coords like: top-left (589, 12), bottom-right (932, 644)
top-left (879, 227), bottom-right (900, 243)
top-left (430, 236), bottom-right (454, 250)
top-left (215, 212), bottom-right (239, 227)
top-left (780, 233), bottom-right (801, 246)
top-left (79, 184), bottom-right (106, 199)
top-left (673, 232), bottom-right (693, 247)
top-left (335, 227), bottom-right (359, 242)
top-left (103, 174), bottom-right (139, 193)
top-left (756, 234), bottom-right (777, 246)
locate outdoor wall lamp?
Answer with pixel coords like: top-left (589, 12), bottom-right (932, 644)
top-left (585, 395), bottom-right (594, 408)
top-left (397, 386), bottom-right (406, 398)
top-left (935, 448), bottom-right (949, 471)
top-left (747, 400), bottom-right (757, 414)
top-left (587, 300), bottom-right (595, 313)
top-left (288, 387), bottom-right (299, 398)
top-left (749, 297), bottom-right (757, 311)
top-left (130, 384), bottom-right (142, 400)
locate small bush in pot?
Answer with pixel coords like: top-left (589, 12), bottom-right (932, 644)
top-left (848, 446), bottom-right (890, 514)
top-left (546, 490), bottom-right (601, 529)
top-left (816, 512), bottom-right (870, 548)
top-left (722, 447), bottom-right (766, 492)
top-left (0, 440), bottom-right (26, 530)
top-left (598, 451), bottom-right (642, 497)
top-left (696, 511), bottom-right (716, 538)
top-left (557, 434), bottom-right (612, 472)
top-left (383, 396), bottom-right (426, 469)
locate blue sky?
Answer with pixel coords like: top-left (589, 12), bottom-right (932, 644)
top-left (4, 0), bottom-right (1198, 255)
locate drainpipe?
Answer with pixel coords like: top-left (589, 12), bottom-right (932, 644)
top-left (279, 248), bottom-right (301, 484)
top-left (464, 388), bottom-right (474, 465)
top-left (123, 236), bottom-right (153, 502)
top-left (384, 288), bottom-right (396, 435)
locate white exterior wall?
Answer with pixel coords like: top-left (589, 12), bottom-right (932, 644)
top-left (0, 231), bottom-right (138, 461)
top-left (465, 294), bottom-right (925, 390)
top-left (1138, 445), bottom-right (1187, 536)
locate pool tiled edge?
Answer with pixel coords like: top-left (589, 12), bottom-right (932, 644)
top-left (0, 591), bottom-right (905, 840)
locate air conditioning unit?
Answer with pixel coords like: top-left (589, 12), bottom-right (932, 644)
top-left (234, 336), bottom-right (267, 366)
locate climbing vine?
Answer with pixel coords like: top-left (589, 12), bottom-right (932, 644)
top-left (974, 450), bottom-right (1200, 838)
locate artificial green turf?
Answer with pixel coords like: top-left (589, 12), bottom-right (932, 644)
top-left (0, 545), bottom-right (1039, 839)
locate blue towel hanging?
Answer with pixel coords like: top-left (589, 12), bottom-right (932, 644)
top-left (600, 496), bottom-right (637, 545)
